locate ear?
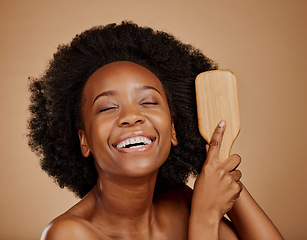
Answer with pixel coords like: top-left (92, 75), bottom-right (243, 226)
top-left (171, 120), bottom-right (178, 146)
top-left (78, 130), bottom-right (91, 157)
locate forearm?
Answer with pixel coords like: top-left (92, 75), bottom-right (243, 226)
top-left (227, 184), bottom-right (283, 240)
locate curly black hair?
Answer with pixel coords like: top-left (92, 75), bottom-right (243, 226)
top-left (28, 21), bottom-right (218, 198)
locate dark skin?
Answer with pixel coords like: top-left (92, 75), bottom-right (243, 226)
top-left (42, 62), bottom-right (283, 240)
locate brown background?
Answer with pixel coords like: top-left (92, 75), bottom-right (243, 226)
top-left (1, 0), bottom-right (306, 239)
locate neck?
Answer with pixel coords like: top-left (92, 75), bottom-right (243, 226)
top-left (91, 171), bottom-right (159, 235)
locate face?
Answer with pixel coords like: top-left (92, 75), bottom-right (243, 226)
top-left (78, 61), bottom-right (177, 179)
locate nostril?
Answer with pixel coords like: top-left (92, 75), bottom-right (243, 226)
top-left (118, 110), bottom-right (146, 127)
top-left (120, 119), bottom-right (144, 127)
top-left (121, 121), bottom-right (129, 126)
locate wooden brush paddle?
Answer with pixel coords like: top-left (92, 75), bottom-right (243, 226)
top-left (195, 70), bottom-right (241, 162)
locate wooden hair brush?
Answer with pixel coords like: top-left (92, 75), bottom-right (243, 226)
top-left (195, 70), bottom-right (241, 161)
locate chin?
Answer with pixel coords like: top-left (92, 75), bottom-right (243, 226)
top-left (119, 161), bottom-right (161, 179)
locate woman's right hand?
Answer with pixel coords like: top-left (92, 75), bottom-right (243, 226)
top-left (191, 120), bottom-right (243, 225)
top-left (189, 121), bottom-right (283, 240)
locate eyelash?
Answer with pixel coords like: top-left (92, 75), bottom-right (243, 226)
top-left (98, 101), bottom-right (157, 113)
top-left (99, 106), bottom-right (117, 113)
top-left (141, 102), bottom-right (158, 105)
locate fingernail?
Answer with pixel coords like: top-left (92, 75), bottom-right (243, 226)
top-left (219, 120), bottom-right (226, 128)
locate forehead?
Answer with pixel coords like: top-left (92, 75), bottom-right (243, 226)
top-left (84, 61), bottom-right (165, 96)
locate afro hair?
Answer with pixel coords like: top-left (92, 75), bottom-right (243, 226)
top-left (28, 21), bottom-right (218, 198)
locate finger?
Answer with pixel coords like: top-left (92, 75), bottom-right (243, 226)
top-left (230, 170), bottom-right (242, 182)
top-left (232, 182), bottom-right (243, 201)
top-left (206, 120), bottom-right (226, 164)
top-left (223, 154), bottom-right (241, 172)
top-left (237, 181), bottom-right (244, 195)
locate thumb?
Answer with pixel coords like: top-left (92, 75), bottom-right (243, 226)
top-left (205, 120), bottom-right (226, 164)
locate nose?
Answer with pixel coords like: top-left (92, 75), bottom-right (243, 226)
top-left (117, 105), bottom-right (146, 127)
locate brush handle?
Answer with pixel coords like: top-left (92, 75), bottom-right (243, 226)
top-left (195, 70), bottom-right (241, 162)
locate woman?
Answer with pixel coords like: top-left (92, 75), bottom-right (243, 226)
top-left (28, 21), bottom-right (283, 239)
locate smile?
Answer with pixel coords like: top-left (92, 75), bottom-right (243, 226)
top-left (115, 136), bottom-right (153, 149)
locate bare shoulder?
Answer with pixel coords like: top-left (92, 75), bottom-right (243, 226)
top-left (41, 214), bottom-right (101, 240)
top-left (40, 188), bottom-right (104, 239)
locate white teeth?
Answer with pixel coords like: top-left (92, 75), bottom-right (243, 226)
top-left (116, 137), bottom-right (152, 149)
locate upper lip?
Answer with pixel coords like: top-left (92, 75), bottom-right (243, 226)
top-left (112, 131), bottom-right (156, 148)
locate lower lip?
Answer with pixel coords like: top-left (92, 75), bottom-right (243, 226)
top-left (115, 142), bottom-right (154, 153)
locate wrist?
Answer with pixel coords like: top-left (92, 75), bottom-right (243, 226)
top-left (190, 196), bottom-right (222, 224)
top-left (189, 206), bottom-right (220, 240)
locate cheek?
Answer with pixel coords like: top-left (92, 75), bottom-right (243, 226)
top-left (151, 111), bottom-right (173, 143)
top-left (87, 120), bottom-right (116, 171)
top-left (87, 118), bottom-right (113, 152)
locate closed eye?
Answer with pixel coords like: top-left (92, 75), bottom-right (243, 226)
top-left (99, 106), bottom-right (118, 113)
top-left (141, 102), bottom-right (158, 105)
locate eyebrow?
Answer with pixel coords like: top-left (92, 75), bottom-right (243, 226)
top-left (92, 90), bottom-right (117, 105)
top-left (92, 85), bottom-right (161, 106)
top-left (136, 85), bottom-right (161, 95)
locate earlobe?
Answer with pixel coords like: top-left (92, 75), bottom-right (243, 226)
top-left (171, 121), bottom-right (178, 146)
top-left (78, 130), bottom-right (91, 157)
